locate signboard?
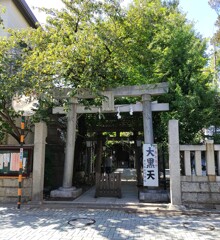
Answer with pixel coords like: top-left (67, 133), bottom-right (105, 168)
top-left (143, 144), bottom-right (159, 187)
top-left (0, 147), bottom-right (32, 176)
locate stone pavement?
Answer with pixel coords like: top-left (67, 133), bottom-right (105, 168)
top-left (45, 180), bottom-right (141, 209)
top-left (45, 179), bottom-right (168, 209)
top-left (0, 205), bottom-right (220, 240)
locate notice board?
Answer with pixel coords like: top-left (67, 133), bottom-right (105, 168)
top-left (0, 145), bottom-right (33, 176)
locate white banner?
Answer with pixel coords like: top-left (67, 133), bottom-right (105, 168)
top-left (143, 144), bottom-right (159, 187)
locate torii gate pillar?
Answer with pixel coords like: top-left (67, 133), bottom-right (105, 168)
top-left (142, 94), bottom-right (153, 144)
top-left (50, 99), bottom-right (82, 198)
top-left (63, 100), bottom-right (77, 188)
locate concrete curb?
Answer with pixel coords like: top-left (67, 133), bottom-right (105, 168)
top-left (1, 201), bottom-right (219, 215)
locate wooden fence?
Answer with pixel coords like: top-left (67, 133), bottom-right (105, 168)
top-left (95, 173), bottom-right (121, 198)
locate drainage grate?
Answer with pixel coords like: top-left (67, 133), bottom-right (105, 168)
top-left (183, 222), bottom-right (215, 231)
top-left (68, 218), bottom-right (96, 228)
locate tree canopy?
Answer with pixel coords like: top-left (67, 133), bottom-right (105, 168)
top-left (209, 0), bottom-right (220, 13)
top-left (0, 0), bottom-right (219, 144)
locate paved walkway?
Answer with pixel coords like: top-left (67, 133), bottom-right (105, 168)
top-left (77, 181), bottom-right (137, 203)
top-left (0, 205), bottom-right (220, 240)
top-left (1, 171), bottom-right (219, 239)
top-left (45, 170), bottom-right (168, 210)
top-left (44, 175), bottom-right (169, 212)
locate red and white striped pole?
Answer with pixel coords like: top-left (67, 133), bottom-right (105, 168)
top-left (17, 115), bottom-right (25, 209)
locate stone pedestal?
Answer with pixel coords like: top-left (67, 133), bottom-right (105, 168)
top-left (139, 189), bottom-right (169, 203)
top-left (50, 187), bottom-right (82, 198)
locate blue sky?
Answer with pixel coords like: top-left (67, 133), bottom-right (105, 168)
top-left (179, 0), bottom-right (217, 38)
top-left (26, 0), bottom-right (217, 38)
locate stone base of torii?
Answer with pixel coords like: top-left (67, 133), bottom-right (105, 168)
top-left (50, 82), bottom-right (169, 199)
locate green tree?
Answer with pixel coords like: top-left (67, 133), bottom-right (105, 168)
top-left (0, 38), bottom-right (32, 143)
top-left (13, 0), bottom-right (127, 97)
top-left (1, 0), bottom-right (219, 144)
top-left (0, 35), bottom-right (52, 143)
top-left (106, 0), bottom-right (219, 143)
top-left (0, 0), bottom-right (126, 142)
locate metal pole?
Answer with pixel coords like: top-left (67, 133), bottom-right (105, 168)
top-left (17, 115), bottom-right (25, 209)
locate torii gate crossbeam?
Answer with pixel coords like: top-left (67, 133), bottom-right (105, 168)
top-left (50, 83), bottom-right (169, 199)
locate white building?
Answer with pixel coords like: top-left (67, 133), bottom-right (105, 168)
top-left (0, 0), bottom-right (37, 37)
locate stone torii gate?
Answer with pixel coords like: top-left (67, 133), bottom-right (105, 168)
top-left (50, 82), bottom-right (169, 198)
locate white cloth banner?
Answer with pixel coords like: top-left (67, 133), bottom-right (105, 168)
top-left (143, 144), bottom-right (159, 187)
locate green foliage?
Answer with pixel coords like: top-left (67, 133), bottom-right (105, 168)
top-left (0, 35), bottom-right (53, 142)
top-left (116, 0), bottom-right (218, 143)
top-left (0, 38), bottom-right (28, 142)
top-left (212, 133), bottom-right (220, 143)
top-left (0, 0), bottom-right (219, 144)
top-left (12, 0), bottom-right (127, 97)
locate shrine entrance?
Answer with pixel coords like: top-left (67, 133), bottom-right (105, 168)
top-left (82, 111), bottom-right (145, 181)
top-left (50, 82), bottom-right (169, 201)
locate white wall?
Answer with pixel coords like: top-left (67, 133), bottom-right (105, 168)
top-left (0, 0), bottom-right (30, 37)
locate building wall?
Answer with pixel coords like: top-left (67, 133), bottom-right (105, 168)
top-left (0, 0), bottom-right (30, 37)
top-left (0, 177), bottom-right (32, 202)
